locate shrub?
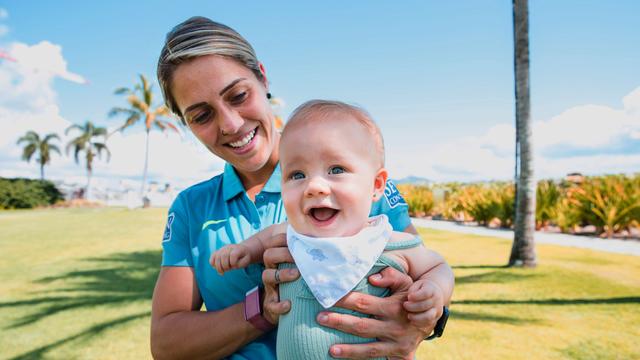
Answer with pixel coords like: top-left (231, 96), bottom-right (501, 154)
top-left (0, 178), bottom-right (64, 209)
top-left (493, 182), bottom-right (515, 228)
top-left (571, 175), bottom-right (640, 237)
top-left (397, 185), bottom-right (434, 217)
top-left (456, 184), bottom-right (500, 226)
top-left (536, 180), bottom-right (561, 229)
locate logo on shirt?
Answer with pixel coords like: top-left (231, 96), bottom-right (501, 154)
top-left (201, 219), bottom-right (228, 231)
top-left (384, 182), bottom-right (407, 209)
top-left (162, 213), bottom-right (175, 243)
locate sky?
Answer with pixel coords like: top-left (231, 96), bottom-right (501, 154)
top-left (0, 0), bottom-right (639, 190)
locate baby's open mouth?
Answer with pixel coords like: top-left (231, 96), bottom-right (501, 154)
top-left (309, 207), bottom-right (339, 222)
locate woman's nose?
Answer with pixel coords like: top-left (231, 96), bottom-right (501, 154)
top-left (305, 176), bottom-right (330, 197)
top-left (218, 107), bottom-right (243, 136)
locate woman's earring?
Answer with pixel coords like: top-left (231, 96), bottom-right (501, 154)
top-left (267, 92), bottom-right (272, 99)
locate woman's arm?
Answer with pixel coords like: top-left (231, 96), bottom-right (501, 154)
top-left (150, 267), bottom-right (267, 360)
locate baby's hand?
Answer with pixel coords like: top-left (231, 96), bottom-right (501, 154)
top-left (210, 244), bottom-right (252, 274)
top-left (404, 279), bottom-right (445, 328)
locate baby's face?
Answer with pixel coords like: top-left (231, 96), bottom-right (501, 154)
top-left (280, 114), bottom-right (386, 237)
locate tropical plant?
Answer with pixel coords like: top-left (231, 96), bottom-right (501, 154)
top-left (109, 74), bottom-right (180, 195)
top-left (456, 184), bottom-right (500, 226)
top-left (510, 0), bottom-right (536, 267)
top-left (65, 121), bottom-right (110, 199)
top-left (555, 186), bottom-right (583, 233)
top-left (493, 182), bottom-right (515, 228)
top-left (397, 185), bottom-right (434, 217)
top-left (536, 180), bottom-right (561, 229)
top-left (16, 131), bottom-right (61, 180)
top-left (571, 175), bottom-right (640, 238)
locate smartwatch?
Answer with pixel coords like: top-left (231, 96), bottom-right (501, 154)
top-left (244, 286), bottom-right (275, 332)
top-left (425, 306), bottom-right (449, 340)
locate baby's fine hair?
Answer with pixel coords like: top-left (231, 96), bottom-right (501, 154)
top-left (284, 100), bottom-right (385, 167)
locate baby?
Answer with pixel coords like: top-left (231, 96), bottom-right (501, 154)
top-left (211, 100), bottom-right (449, 359)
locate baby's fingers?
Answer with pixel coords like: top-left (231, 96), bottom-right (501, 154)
top-left (407, 306), bottom-right (441, 328)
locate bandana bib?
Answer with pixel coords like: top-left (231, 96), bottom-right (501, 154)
top-left (286, 215), bottom-right (392, 308)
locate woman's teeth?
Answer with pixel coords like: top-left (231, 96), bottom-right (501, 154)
top-left (229, 129), bottom-right (256, 148)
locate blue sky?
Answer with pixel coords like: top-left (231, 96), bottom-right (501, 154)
top-left (1, 1), bottom-right (639, 188)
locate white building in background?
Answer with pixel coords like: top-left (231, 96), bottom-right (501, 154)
top-left (53, 179), bottom-right (179, 208)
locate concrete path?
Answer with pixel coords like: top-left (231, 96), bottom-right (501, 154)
top-left (412, 218), bottom-right (640, 256)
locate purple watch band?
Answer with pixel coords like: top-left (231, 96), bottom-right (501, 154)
top-left (244, 286), bottom-right (275, 332)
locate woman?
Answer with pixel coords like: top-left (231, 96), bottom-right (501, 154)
top-left (151, 16), bottom-right (454, 359)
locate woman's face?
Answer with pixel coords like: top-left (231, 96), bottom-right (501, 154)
top-left (171, 55), bottom-right (279, 174)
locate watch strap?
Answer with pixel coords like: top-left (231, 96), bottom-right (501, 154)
top-left (425, 306), bottom-right (449, 340)
top-left (243, 286), bottom-right (275, 332)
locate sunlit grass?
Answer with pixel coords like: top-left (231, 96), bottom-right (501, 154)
top-left (419, 229), bottom-right (640, 360)
top-left (1, 208), bottom-right (638, 359)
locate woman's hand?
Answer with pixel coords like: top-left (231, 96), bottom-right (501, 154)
top-left (317, 267), bottom-right (437, 359)
top-left (261, 223), bottom-right (299, 324)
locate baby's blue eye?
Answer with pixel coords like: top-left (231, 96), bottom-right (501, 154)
top-left (290, 171), bottom-right (305, 180)
top-left (329, 166), bottom-right (345, 175)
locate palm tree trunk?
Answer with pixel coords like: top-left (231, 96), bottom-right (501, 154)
top-left (141, 128), bottom-right (150, 197)
top-left (86, 170), bottom-right (92, 200)
top-left (509, 0), bottom-right (537, 267)
top-left (40, 163), bottom-right (44, 180)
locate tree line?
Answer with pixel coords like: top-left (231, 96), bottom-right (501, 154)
top-left (16, 75), bottom-right (180, 199)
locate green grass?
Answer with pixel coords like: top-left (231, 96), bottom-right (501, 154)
top-left (1, 208), bottom-right (638, 359)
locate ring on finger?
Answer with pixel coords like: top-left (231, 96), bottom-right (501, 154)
top-left (274, 269), bottom-right (281, 284)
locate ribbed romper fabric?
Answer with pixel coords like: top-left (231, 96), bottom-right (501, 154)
top-left (276, 236), bottom-right (423, 360)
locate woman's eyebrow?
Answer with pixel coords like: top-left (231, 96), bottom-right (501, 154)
top-left (183, 78), bottom-right (247, 115)
top-left (184, 102), bottom-right (208, 115)
top-left (219, 78), bottom-right (246, 96)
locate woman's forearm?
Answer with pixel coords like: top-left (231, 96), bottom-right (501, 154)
top-left (150, 267), bottom-right (268, 359)
top-left (151, 302), bottom-right (266, 360)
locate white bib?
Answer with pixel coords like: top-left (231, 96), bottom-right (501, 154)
top-left (286, 215), bottom-right (392, 308)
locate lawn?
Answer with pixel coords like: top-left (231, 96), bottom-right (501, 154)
top-left (1, 208), bottom-right (638, 359)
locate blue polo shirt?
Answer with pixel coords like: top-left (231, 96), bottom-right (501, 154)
top-left (161, 162), bottom-right (410, 359)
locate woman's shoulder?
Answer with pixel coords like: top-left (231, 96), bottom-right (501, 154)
top-left (179, 173), bottom-right (223, 196)
top-left (174, 173), bottom-right (224, 202)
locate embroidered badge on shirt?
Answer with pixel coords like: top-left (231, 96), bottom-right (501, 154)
top-left (384, 181), bottom-right (407, 209)
top-left (162, 213), bottom-right (175, 242)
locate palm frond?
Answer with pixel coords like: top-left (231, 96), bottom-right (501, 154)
top-left (22, 144), bottom-right (36, 161)
top-left (94, 143), bottom-right (111, 162)
top-left (42, 133), bottom-right (60, 143)
top-left (65, 123), bottom-right (84, 136)
top-left (48, 144), bottom-right (62, 155)
top-left (114, 87), bottom-right (131, 95)
top-left (108, 107), bottom-right (136, 118)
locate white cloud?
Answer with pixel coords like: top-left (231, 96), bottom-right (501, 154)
top-left (0, 40), bottom-right (222, 191)
top-left (387, 86), bottom-right (640, 182)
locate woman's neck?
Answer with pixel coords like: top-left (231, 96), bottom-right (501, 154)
top-left (237, 143), bottom-right (280, 201)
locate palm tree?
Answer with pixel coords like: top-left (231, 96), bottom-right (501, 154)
top-left (109, 74), bottom-right (180, 196)
top-left (65, 121), bottom-right (110, 200)
top-left (17, 131), bottom-right (61, 180)
top-left (509, 0), bottom-right (537, 267)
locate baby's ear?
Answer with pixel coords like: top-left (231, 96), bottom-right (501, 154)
top-left (373, 168), bottom-right (388, 201)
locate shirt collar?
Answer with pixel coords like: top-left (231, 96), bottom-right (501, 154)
top-left (222, 162), bottom-right (282, 201)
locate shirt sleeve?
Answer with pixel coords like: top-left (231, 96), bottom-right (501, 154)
top-left (161, 194), bottom-right (193, 266)
top-left (370, 180), bottom-right (412, 232)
